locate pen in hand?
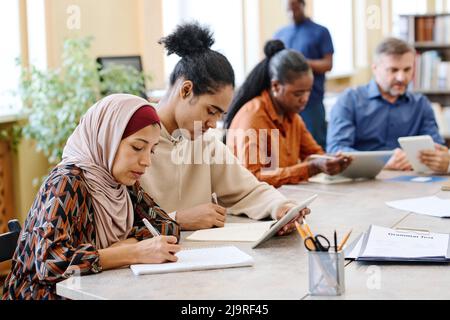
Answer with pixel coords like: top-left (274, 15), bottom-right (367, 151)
top-left (143, 218), bottom-right (161, 237)
top-left (212, 192), bottom-right (218, 205)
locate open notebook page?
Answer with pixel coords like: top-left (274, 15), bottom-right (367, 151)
top-left (130, 246), bottom-right (254, 275)
top-left (186, 221), bottom-right (275, 242)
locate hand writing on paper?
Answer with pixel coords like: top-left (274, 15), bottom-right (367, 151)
top-left (133, 236), bottom-right (181, 264)
top-left (276, 205), bottom-right (311, 236)
top-left (420, 144), bottom-right (450, 174)
top-left (385, 148), bottom-right (413, 171)
top-left (176, 203), bottom-right (227, 231)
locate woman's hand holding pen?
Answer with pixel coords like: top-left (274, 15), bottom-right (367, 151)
top-left (276, 204), bottom-right (311, 236)
top-left (176, 203), bottom-right (227, 230)
top-left (133, 236), bottom-right (181, 264)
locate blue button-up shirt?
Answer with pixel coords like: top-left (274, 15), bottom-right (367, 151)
top-left (274, 19), bottom-right (334, 105)
top-left (327, 79), bottom-right (445, 153)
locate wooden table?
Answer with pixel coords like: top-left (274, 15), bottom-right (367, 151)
top-left (56, 171), bottom-right (450, 300)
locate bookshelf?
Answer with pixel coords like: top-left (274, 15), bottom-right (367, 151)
top-left (399, 13), bottom-right (450, 145)
top-left (399, 13), bottom-right (450, 107)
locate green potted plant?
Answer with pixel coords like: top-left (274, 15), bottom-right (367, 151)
top-left (12, 37), bottom-right (151, 167)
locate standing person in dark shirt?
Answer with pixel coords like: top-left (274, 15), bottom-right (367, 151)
top-left (274, 0), bottom-right (334, 149)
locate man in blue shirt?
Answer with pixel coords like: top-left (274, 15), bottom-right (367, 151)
top-left (274, 0), bottom-right (334, 150)
top-left (327, 37), bottom-right (446, 171)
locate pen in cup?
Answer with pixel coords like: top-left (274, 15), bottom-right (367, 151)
top-left (143, 218), bottom-right (160, 237)
top-left (337, 230), bottom-right (352, 252)
top-left (334, 230), bottom-right (338, 253)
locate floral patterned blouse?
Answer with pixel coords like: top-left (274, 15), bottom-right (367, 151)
top-left (2, 165), bottom-right (180, 300)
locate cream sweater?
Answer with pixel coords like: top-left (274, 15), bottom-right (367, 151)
top-left (140, 124), bottom-right (296, 220)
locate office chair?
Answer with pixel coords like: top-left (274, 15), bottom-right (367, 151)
top-left (0, 219), bottom-right (21, 263)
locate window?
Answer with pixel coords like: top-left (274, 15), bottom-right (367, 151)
top-left (162, 0), bottom-right (246, 85)
top-left (435, 0), bottom-right (450, 13)
top-left (313, 0), bottom-right (354, 78)
top-left (27, 0), bottom-right (47, 70)
top-left (0, 0), bottom-right (21, 112)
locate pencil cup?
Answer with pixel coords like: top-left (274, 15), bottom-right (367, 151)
top-left (308, 251), bottom-right (345, 296)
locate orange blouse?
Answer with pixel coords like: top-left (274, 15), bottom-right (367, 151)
top-left (227, 90), bottom-right (324, 188)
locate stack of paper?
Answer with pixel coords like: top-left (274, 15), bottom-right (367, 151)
top-left (345, 225), bottom-right (450, 262)
top-left (130, 246), bottom-right (254, 275)
top-left (386, 196), bottom-right (450, 218)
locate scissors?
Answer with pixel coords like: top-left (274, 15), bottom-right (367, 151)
top-left (304, 235), bottom-right (331, 252)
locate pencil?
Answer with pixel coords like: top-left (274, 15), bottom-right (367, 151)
top-left (302, 219), bottom-right (314, 237)
top-left (337, 229), bottom-right (353, 252)
top-left (294, 221), bottom-right (308, 241)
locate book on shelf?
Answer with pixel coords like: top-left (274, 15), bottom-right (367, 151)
top-left (400, 15), bottom-right (450, 44)
top-left (413, 51), bottom-right (450, 91)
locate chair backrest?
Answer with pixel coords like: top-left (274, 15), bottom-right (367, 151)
top-left (0, 220), bottom-right (21, 263)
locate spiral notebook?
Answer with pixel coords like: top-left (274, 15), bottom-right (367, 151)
top-left (130, 246), bottom-right (254, 275)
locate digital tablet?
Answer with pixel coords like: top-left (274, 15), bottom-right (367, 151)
top-left (398, 135), bottom-right (435, 173)
top-left (251, 194), bottom-right (318, 249)
top-left (340, 151), bottom-right (394, 179)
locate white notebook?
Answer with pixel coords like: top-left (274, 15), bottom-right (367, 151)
top-left (186, 221), bottom-right (275, 242)
top-left (130, 246), bottom-right (254, 275)
top-left (186, 195), bottom-right (318, 249)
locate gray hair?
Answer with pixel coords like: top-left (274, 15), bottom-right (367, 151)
top-left (374, 37), bottom-right (416, 61)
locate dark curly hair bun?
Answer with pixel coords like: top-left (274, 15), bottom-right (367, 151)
top-left (264, 40), bottom-right (285, 59)
top-left (159, 22), bottom-right (215, 58)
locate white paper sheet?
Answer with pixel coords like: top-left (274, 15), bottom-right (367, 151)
top-left (130, 246), bottom-right (254, 275)
top-left (386, 196), bottom-right (450, 218)
top-left (186, 222), bottom-right (275, 242)
top-left (308, 173), bottom-right (353, 185)
top-left (360, 225), bottom-right (449, 259)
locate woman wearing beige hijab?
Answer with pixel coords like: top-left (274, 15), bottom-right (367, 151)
top-left (3, 94), bottom-right (180, 300)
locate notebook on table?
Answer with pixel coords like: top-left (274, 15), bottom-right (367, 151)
top-left (130, 246), bottom-right (254, 275)
top-left (186, 221), bottom-right (275, 242)
top-left (185, 194), bottom-right (318, 249)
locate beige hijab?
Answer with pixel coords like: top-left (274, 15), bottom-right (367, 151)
top-left (61, 94), bottom-right (152, 249)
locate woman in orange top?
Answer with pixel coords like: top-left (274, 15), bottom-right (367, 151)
top-left (226, 40), bottom-right (351, 188)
